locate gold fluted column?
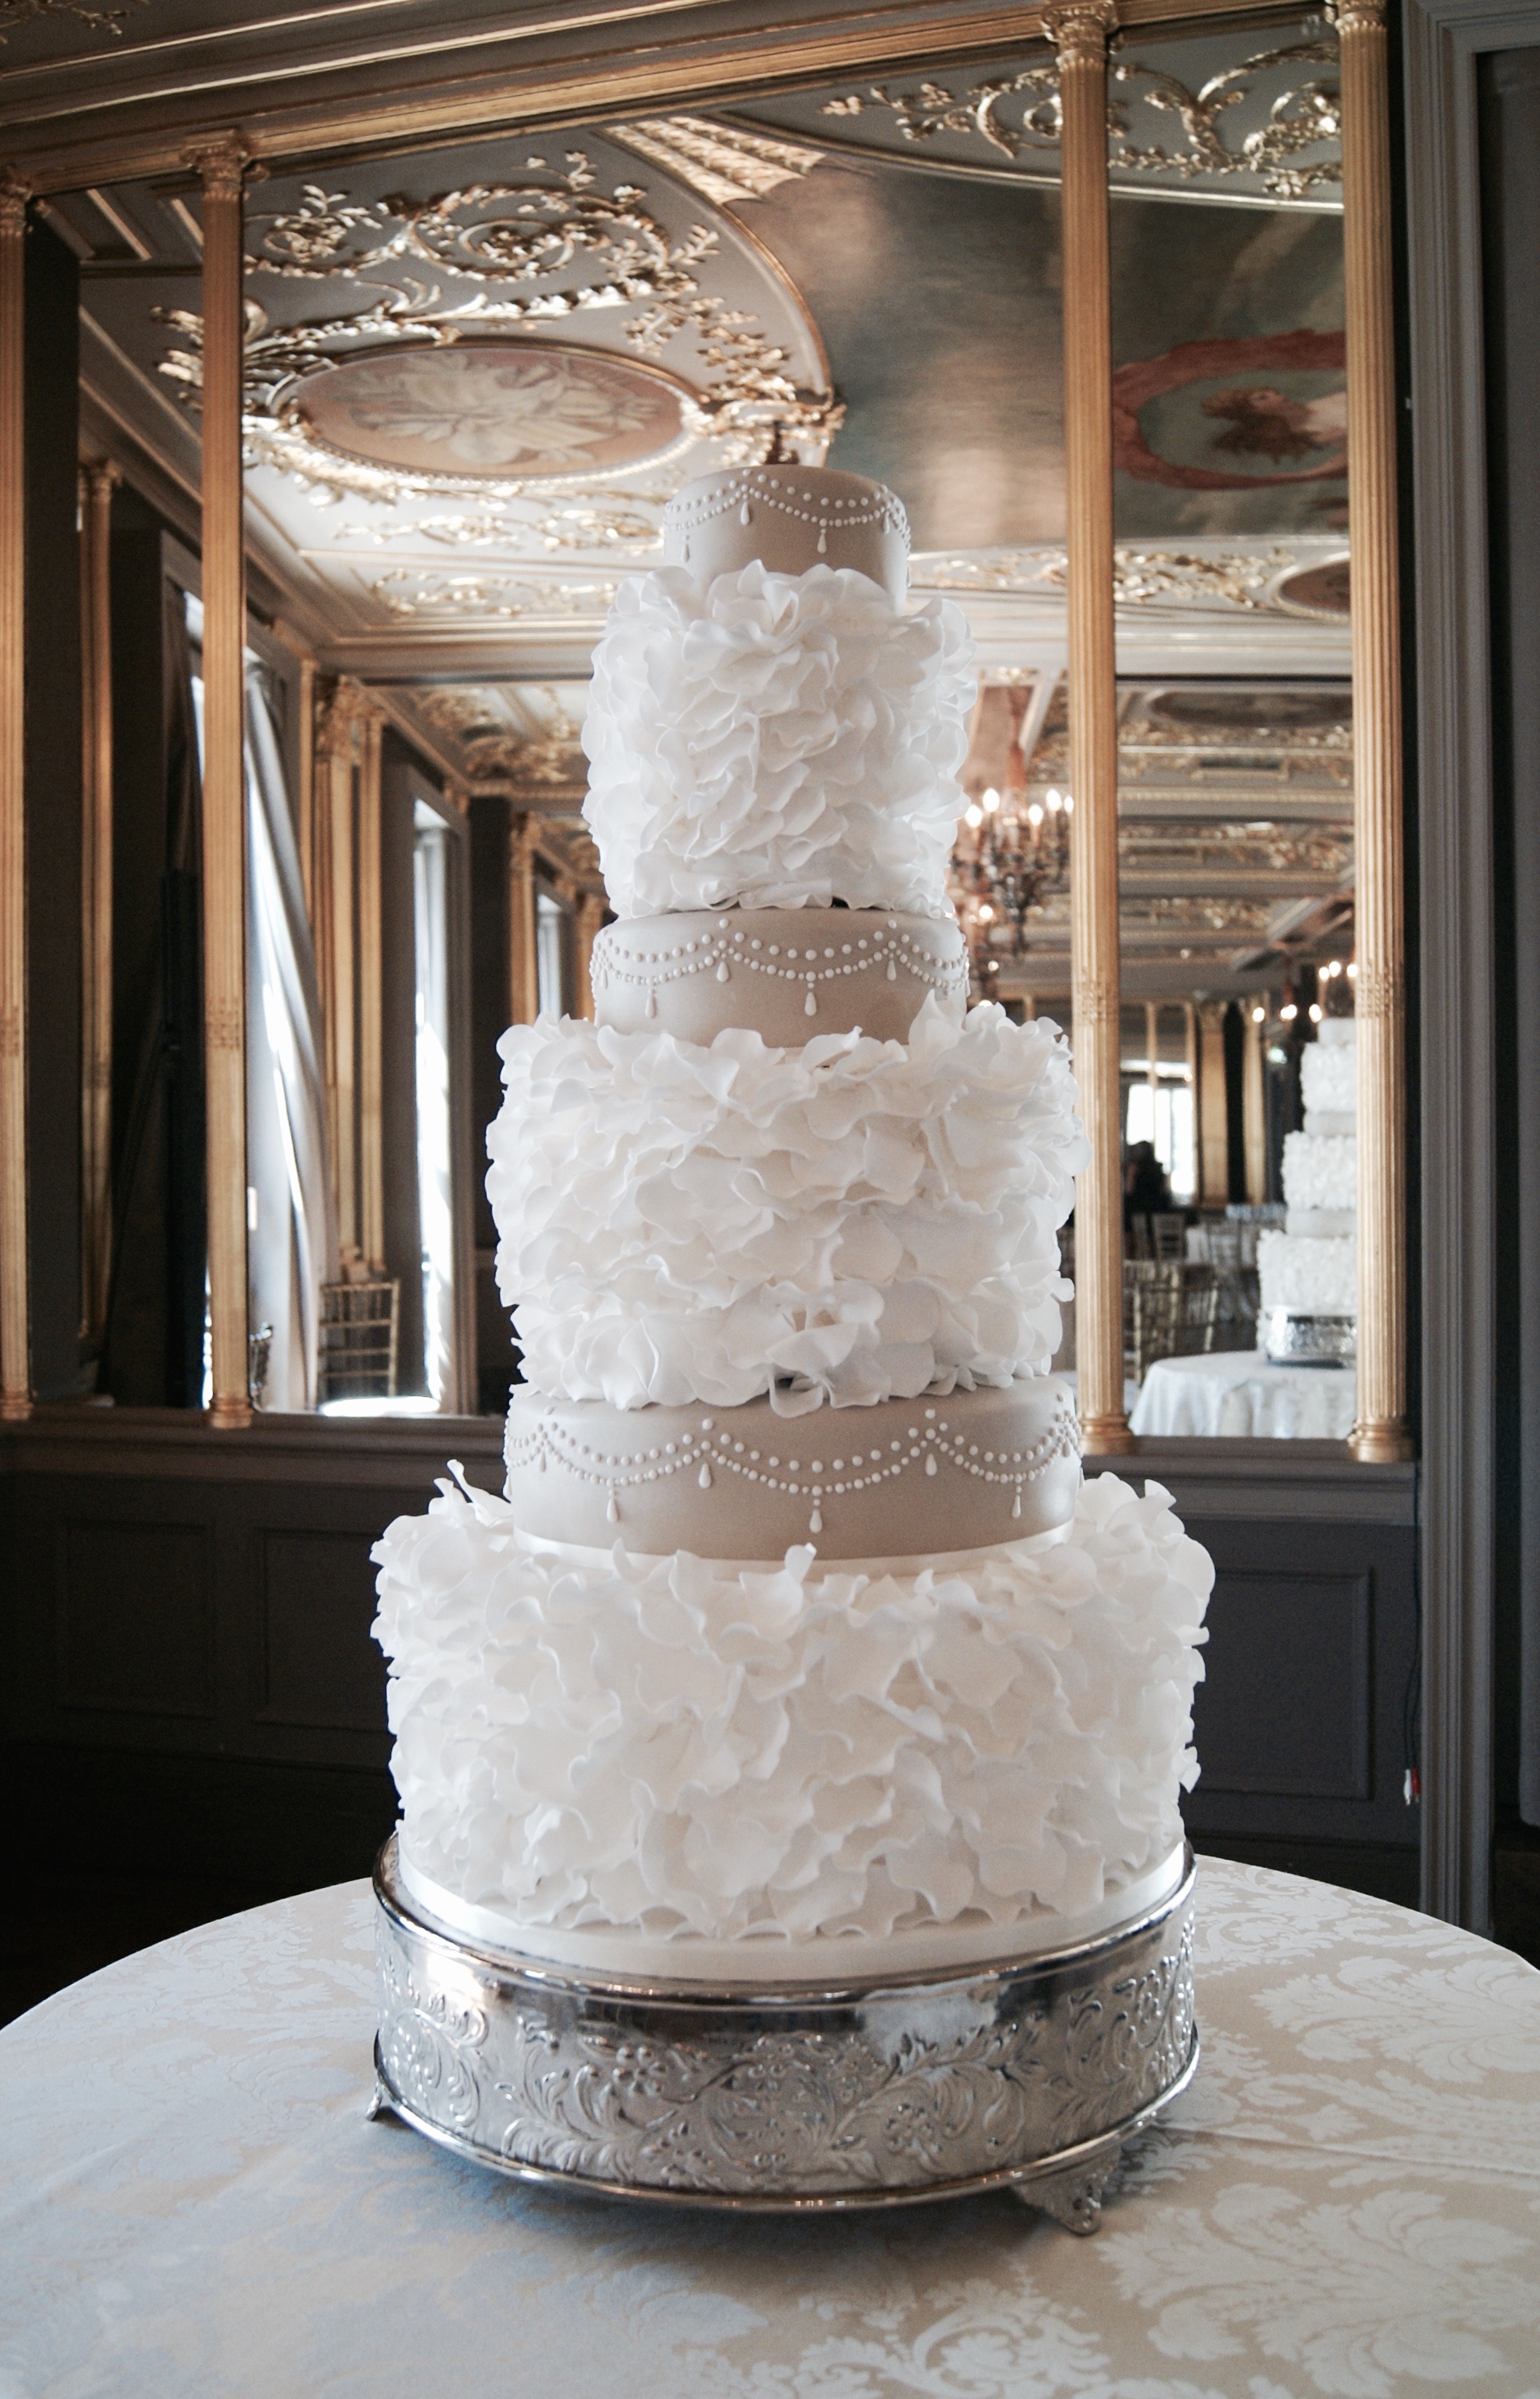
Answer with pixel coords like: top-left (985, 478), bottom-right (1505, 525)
top-left (79, 457), bottom-right (119, 1353)
top-left (1197, 1001), bottom-right (1229, 1205)
top-left (1243, 1001), bottom-right (1267, 1204)
top-left (295, 654), bottom-right (316, 923)
top-left (1336, 0), bottom-right (1411, 1464)
top-left (574, 891), bottom-right (606, 1023)
top-left (1045, 0), bottom-right (1130, 1452)
top-left (509, 813), bottom-right (540, 1025)
top-left (0, 171), bottom-right (29, 1421)
top-left (357, 699), bottom-right (385, 1272)
top-left (314, 676), bottom-right (363, 1268)
top-left (187, 135), bottom-right (251, 1427)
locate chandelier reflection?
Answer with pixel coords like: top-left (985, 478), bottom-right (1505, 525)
top-left (948, 680), bottom-right (1071, 995)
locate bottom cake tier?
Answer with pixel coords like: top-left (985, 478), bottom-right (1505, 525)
top-left (372, 1468), bottom-right (1211, 1981)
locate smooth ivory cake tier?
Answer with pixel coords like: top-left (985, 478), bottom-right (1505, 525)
top-left (502, 1378), bottom-right (1081, 1558)
top-left (662, 463), bottom-right (910, 600)
top-left (371, 1470), bottom-right (1210, 1971)
top-left (592, 908), bottom-right (967, 1043)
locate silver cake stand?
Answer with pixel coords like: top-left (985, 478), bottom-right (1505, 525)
top-left (370, 1835), bottom-right (1199, 2230)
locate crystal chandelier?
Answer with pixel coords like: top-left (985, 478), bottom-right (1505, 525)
top-left (948, 682), bottom-right (1072, 993)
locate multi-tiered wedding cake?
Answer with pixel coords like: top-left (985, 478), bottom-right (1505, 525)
top-left (1259, 1016), bottom-right (1358, 1363)
top-left (373, 464), bottom-right (1211, 1985)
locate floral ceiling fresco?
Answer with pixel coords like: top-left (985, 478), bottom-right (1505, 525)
top-left (57, 7), bottom-right (1355, 991)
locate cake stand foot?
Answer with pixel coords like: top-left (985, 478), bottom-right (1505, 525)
top-left (366, 2066), bottom-right (399, 2124)
top-left (1015, 2135), bottom-right (1123, 2234)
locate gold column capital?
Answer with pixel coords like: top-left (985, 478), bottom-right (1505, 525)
top-left (511, 809), bottom-right (544, 869)
top-left (183, 133), bottom-right (250, 199)
top-left (1041, 0), bottom-right (1117, 67)
top-left (1328, 0), bottom-right (1389, 35)
top-left (315, 674), bottom-right (367, 758)
top-left (0, 169), bottom-right (30, 238)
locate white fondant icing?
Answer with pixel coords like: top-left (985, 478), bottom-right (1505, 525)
top-left (1301, 1030), bottom-right (1357, 1122)
top-left (486, 997), bottom-right (1088, 1412)
top-left (396, 1836), bottom-right (1189, 1983)
top-left (1257, 1226), bottom-right (1358, 1316)
top-left (1282, 1128), bottom-right (1357, 1215)
top-left (371, 1472), bottom-right (1210, 1951)
top-left (580, 560), bottom-right (974, 919)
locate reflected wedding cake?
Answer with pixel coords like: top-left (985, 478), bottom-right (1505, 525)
top-left (1259, 1015), bottom-right (1358, 1364)
top-left (373, 464), bottom-right (1211, 1985)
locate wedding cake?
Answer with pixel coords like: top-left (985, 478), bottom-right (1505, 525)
top-left (1258, 1015), bottom-right (1357, 1363)
top-left (373, 464), bottom-right (1211, 1986)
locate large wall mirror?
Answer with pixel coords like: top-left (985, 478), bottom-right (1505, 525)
top-left (32, 0), bottom-right (1396, 1456)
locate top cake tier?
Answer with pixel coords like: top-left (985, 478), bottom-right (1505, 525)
top-left (1301, 1018), bottom-right (1357, 1128)
top-left (661, 465), bottom-right (911, 600)
top-left (582, 468), bottom-right (974, 920)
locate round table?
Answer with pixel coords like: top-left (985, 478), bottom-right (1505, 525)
top-left (3, 1859), bottom-right (1539, 2396)
top-left (1132, 1348), bottom-right (1360, 1438)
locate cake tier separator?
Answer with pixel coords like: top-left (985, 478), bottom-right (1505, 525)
top-left (369, 1833), bottom-right (1199, 2226)
top-left (504, 1389), bottom-right (1082, 1538)
top-left (591, 913), bottom-right (967, 1020)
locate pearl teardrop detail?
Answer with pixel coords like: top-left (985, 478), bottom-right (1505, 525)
top-left (699, 1462), bottom-right (713, 1489)
top-left (804, 988), bottom-right (817, 1015)
top-left (606, 1490), bottom-right (619, 1522)
top-left (808, 1504), bottom-right (822, 1533)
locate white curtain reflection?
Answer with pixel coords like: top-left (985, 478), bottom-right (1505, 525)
top-left (413, 806), bottom-right (456, 1408)
top-left (246, 668), bottom-right (337, 1409)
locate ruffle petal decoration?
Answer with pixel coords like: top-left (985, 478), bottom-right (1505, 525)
top-left (487, 997), bottom-right (1090, 1412)
top-left (1281, 1129), bottom-right (1357, 1214)
top-left (373, 1474), bottom-right (1211, 1947)
top-left (580, 560), bottom-right (976, 919)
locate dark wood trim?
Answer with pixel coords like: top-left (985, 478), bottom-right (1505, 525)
top-left (1086, 1440), bottom-right (1417, 1524)
top-left (1403, 0), bottom-right (1540, 1931)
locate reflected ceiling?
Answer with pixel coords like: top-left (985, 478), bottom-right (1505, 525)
top-left (53, 7), bottom-right (1355, 985)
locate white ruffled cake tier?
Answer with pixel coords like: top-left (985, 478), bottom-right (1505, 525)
top-left (1257, 1226), bottom-right (1358, 1316)
top-left (371, 1470), bottom-right (1210, 1979)
top-left (581, 560), bottom-right (975, 919)
top-left (488, 997), bottom-right (1088, 1413)
top-left (1282, 1129), bottom-right (1357, 1216)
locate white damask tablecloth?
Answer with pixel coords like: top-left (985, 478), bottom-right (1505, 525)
top-left (3, 1859), bottom-right (1539, 2398)
top-left (1131, 1350), bottom-right (1360, 1439)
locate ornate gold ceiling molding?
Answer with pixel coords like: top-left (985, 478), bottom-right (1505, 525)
top-left (0, 0), bottom-right (144, 38)
top-left (913, 544), bottom-right (1317, 614)
top-left (608, 116), bottom-right (825, 207)
top-left (1, 1), bottom-right (1324, 195)
top-left (154, 157), bottom-right (841, 505)
top-left (820, 29), bottom-right (1341, 201)
top-left (366, 567), bottom-right (618, 622)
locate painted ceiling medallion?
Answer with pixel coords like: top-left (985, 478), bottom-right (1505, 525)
top-left (1272, 556), bottom-right (1351, 618)
top-left (283, 342), bottom-right (688, 480)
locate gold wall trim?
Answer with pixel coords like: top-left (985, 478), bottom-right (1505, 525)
top-left (1336, 0), bottom-right (1411, 1466)
top-left (188, 134), bottom-right (253, 1428)
top-left (5, 0), bottom-right (1306, 193)
top-left (1047, 0), bottom-right (1134, 1456)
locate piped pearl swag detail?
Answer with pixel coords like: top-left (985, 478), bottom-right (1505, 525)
top-left (592, 918), bottom-right (970, 1020)
top-left (665, 468), bottom-right (911, 563)
top-left (504, 1398), bottom-right (1081, 1536)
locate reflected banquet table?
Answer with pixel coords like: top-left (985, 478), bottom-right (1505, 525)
top-left (1132, 1347), bottom-right (1359, 1439)
top-left (3, 1861), bottom-right (1540, 2397)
